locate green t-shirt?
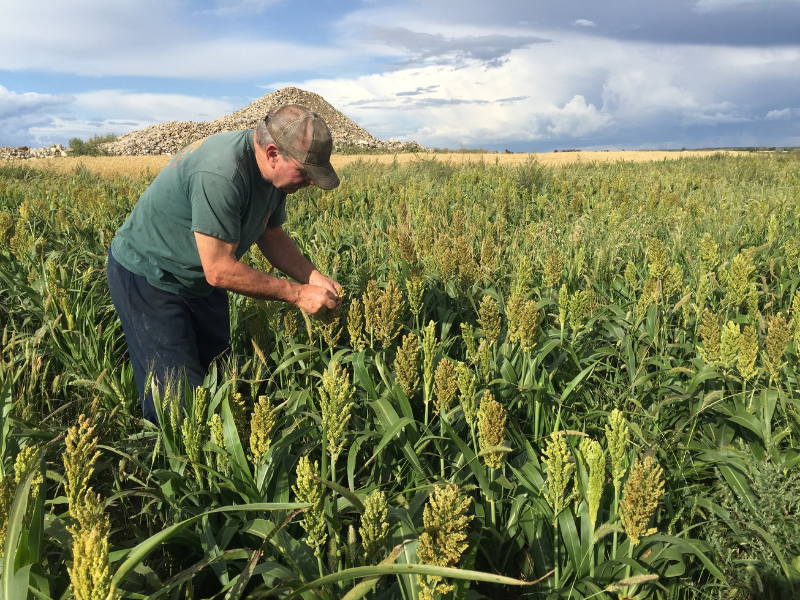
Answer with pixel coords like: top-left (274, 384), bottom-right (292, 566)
top-left (111, 130), bottom-right (287, 297)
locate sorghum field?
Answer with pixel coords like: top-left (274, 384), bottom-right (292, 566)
top-left (0, 153), bottom-right (799, 600)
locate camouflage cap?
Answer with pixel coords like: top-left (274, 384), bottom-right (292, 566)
top-left (266, 104), bottom-right (340, 190)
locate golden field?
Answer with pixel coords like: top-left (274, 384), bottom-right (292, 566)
top-left (1, 149), bottom-right (745, 177)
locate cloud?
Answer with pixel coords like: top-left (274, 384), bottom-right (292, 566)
top-left (396, 85), bottom-right (440, 96)
top-left (363, 26), bottom-right (549, 68)
top-left (0, 86), bottom-right (74, 120)
top-left (1, 88), bottom-right (234, 147)
top-left (546, 95), bottom-right (614, 136)
top-left (269, 28), bottom-right (799, 149)
top-left (73, 90), bottom-right (233, 123)
top-left (0, 86), bottom-right (75, 146)
top-left (682, 111), bottom-right (751, 125)
top-left (4, 1), bottom-right (800, 150)
top-left (764, 108), bottom-right (800, 120)
top-left (0, 1), bottom-right (350, 79)
top-left (694, 0), bottom-right (800, 12)
top-left (200, 0), bottom-right (279, 16)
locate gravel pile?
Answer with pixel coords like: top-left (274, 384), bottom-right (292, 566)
top-left (0, 144), bottom-right (69, 160)
top-left (102, 87), bottom-right (426, 156)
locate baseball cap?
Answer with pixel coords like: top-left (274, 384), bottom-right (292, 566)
top-left (266, 105), bottom-right (340, 190)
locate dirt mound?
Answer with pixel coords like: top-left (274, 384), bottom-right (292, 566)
top-left (103, 87), bottom-right (425, 156)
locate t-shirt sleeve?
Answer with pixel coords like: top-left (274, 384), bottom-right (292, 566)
top-left (188, 172), bottom-right (245, 244)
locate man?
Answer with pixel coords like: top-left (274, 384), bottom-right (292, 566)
top-left (107, 104), bottom-right (342, 422)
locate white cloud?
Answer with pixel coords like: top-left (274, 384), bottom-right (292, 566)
top-left (764, 107), bottom-right (800, 120)
top-left (0, 0), bottom-right (349, 79)
top-left (682, 111), bottom-right (751, 125)
top-left (73, 90), bottom-right (233, 123)
top-left (268, 29), bottom-right (800, 148)
top-left (0, 86), bottom-right (74, 120)
top-left (546, 95), bottom-right (613, 136)
top-left (1, 87), bottom-right (234, 147)
top-left (0, 86), bottom-right (75, 146)
top-left (573, 19), bottom-right (596, 27)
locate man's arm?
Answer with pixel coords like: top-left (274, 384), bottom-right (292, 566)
top-left (255, 226), bottom-right (341, 298)
top-left (194, 232), bottom-right (339, 315)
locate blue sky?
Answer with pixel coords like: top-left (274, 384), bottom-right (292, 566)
top-left (1, 0), bottom-right (799, 151)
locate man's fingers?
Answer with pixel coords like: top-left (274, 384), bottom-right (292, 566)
top-left (325, 290), bottom-right (341, 309)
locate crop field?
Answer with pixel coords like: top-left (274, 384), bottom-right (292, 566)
top-left (0, 152), bottom-right (799, 599)
top-left (1, 149), bottom-right (745, 178)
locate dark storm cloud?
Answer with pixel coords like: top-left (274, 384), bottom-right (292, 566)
top-left (406, 0), bottom-right (800, 47)
top-left (569, 0), bottom-right (800, 47)
top-left (365, 26), bottom-right (549, 67)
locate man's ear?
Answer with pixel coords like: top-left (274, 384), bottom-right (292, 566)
top-left (264, 143), bottom-right (281, 165)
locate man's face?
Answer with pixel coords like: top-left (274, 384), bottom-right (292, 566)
top-left (263, 144), bottom-right (314, 194)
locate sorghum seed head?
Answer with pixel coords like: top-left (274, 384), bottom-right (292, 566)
top-left (249, 395), bottom-right (276, 464)
top-left (477, 391), bottom-right (507, 469)
top-left (360, 490), bottom-right (390, 562)
top-left (394, 333), bottom-right (420, 398)
top-left (293, 455), bottom-right (327, 556)
top-left (620, 455), bottom-right (664, 547)
top-left (478, 295), bottom-right (502, 346)
top-left (605, 409), bottom-right (628, 491)
top-left (433, 358), bottom-right (458, 414)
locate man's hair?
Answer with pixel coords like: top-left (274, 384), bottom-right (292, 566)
top-left (256, 107), bottom-right (286, 151)
top-left (255, 117), bottom-right (276, 151)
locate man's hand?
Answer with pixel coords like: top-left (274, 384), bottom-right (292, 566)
top-left (309, 270), bottom-right (341, 300)
top-left (297, 284), bottom-right (341, 316)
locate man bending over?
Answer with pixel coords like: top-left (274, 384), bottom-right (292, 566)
top-left (107, 104), bottom-right (342, 422)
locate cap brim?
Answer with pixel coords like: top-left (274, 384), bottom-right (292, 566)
top-left (305, 161), bottom-right (340, 190)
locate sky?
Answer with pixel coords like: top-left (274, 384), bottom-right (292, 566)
top-left (1, 0), bottom-right (799, 152)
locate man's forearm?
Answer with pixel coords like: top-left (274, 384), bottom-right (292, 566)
top-left (256, 227), bottom-right (318, 284)
top-left (207, 256), bottom-right (302, 303)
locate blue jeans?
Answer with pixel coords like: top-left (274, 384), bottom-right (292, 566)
top-left (106, 249), bottom-right (230, 423)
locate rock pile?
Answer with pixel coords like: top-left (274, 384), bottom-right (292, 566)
top-left (0, 144), bottom-right (69, 160)
top-left (103, 87), bottom-right (426, 156)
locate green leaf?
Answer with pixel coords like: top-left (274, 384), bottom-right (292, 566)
top-left (221, 395), bottom-right (256, 496)
top-left (272, 350), bottom-right (315, 379)
top-left (717, 464), bottom-right (757, 514)
top-left (559, 364), bottom-right (594, 405)
top-left (441, 419), bottom-right (490, 494)
top-left (0, 375), bottom-right (13, 476)
top-left (223, 547), bottom-right (262, 600)
top-left (2, 450), bottom-right (43, 600)
top-left (348, 435), bottom-right (368, 492)
top-left (340, 541), bottom-right (410, 600)
top-left (368, 400), bottom-right (426, 479)
top-left (747, 523), bottom-right (795, 589)
top-left (647, 534), bottom-right (726, 582)
top-left (290, 563), bottom-right (537, 597)
top-left (557, 507), bottom-right (582, 576)
top-left (353, 351), bottom-right (378, 400)
top-left (360, 417), bottom-right (414, 472)
top-left (311, 474), bottom-right (366, 513)
top-left (143, 549), bottom-right (253, 600)
top-left (108, 503), bottom-right (308, 596)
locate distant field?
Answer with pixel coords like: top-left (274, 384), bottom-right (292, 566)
top-left (1, 149), bottom-right (745, 177)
